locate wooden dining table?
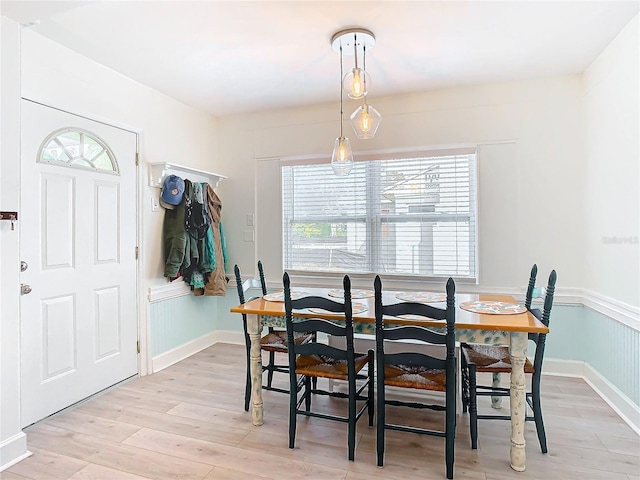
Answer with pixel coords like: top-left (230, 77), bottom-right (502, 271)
top-left (230, 286), bottom-right (548, 472)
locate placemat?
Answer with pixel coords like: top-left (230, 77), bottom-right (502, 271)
top-left (308, 302), bottom-right (368, 314)
top-left (263, 290), bottom-right (308, 302)
top-left (395, 291), bottom-right (447, 303)
top-left (459, 301), bottom-right (526, 315)
top-left (327, 289), bottom-right (374, 299)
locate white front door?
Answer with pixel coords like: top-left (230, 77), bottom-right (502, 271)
top-left (20, 100), bottom-right (138, 427)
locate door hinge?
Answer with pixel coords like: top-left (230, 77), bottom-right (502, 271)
top-left (135, 246), bottom-right (139, 260)
top-left (135, 152), bottom-right (140, 166)
top-left (136, 341), bottom-right (140, 354)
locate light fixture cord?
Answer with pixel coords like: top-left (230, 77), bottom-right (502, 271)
top-left (340, 44), bottom-right (344, 138)
top-left (353, 33), bottom-right (358, 69)
top-left (363, 45), bottom-right (368, 106)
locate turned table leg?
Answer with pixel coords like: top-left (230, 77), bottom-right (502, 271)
top-left (509, 331), bottom-right (527, 471)
top-left (247, 313), bottom-right (264, 426)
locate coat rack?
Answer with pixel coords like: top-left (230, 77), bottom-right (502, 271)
top-left (149, 162), bottom-right (226, 189)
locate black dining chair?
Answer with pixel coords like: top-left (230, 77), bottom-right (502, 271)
top-left (233, 263), bottom-right (314, 411)
top-left (460, 265), bottom-right (557, 453)
top-left (374, 275), bottom-right (457, 479)
top-left (283, 272), bottom-right (374, 461)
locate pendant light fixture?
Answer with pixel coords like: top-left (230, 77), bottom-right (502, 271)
top-left (349, 45), bottom-right (382, 139)
top-left (331, 42), bottom-right (354, 176)
top-left (331, 28), bottom-right (382, 147)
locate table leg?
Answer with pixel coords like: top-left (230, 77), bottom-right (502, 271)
top-left (247, 313), bottom-right (264, 426)
top-left (509, 331), bottom-right (527, 471)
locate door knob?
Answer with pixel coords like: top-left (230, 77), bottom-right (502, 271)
top-left (20, 261), bottom-right (28, 272)
top-left (21, 284), bottom-right (32, 295)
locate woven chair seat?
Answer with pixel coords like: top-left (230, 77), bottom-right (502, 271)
top-left (462, 343), bottom-right (534, 373)
top-left (295, 353), bottom-right (370, 380)
top-left (260, 330), bottom-right (313, 352)
top-left (384, 364), bottom-right (447, 391)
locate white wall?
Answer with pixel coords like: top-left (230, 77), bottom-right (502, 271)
top-left (0, 17), bottom-right (29, 470)
top-left (217, 77), bottom-right (586, 292)
top-left (583, 14), bottom-right (640, 308)
top-left (0, 19), bottom-right (221, 469)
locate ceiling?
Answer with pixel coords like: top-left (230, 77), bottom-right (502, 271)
top-left (1, 1), bottom-right (638, 117)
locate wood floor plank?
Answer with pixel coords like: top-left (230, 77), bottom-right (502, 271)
top-left (3, 343), bottom-right (638, 480)
top-left (123, 427), bottom-right (349, 480)
top-left (24, 423), bottom-right (213, 480)
top-left (45, 409), bottom-right (142, 443)
top-left (67, 463), bottom-right (155, 480)
top-left (4, 447), bottom-right (87, 479)
top-left (202, 466), bottom-right (273, 480)
top-left (77, 398), bottom-right (250, 445)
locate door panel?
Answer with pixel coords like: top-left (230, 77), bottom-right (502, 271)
top-left (20, 100), bottom-right (138, 427)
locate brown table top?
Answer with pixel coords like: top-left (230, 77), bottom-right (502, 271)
top-left (230, 288), bottom-right (548, 334)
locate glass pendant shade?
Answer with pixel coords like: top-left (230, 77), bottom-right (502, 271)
top-left (343, 67), bottom-right (370, 99)
top-left (350, 103), bottom-right (382, 139)
top-left (331, 136), bottom-right (354, 176)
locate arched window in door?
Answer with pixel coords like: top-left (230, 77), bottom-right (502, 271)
top-left (38, 127), bottom-right (119, 174)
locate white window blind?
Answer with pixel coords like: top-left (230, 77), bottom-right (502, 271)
top-left (282, 151), bottom-right (477, 280)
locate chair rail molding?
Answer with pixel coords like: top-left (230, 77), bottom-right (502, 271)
top-left (582, 289), bottom-right (640, 332)
top-left (148, 281), bottom-right (192, 303)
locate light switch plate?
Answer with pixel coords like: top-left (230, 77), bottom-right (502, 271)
top-left (151, 196), bottom-right (161, 212)
top-left (246, 214), bottom-right (254, 226)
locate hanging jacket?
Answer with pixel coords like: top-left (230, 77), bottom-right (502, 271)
top-left (204, 183), bottom-right (228, 296)
top-left (163, 188), bottom-right (189, 279)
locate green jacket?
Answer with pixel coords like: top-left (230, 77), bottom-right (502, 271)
top-left (163, 194), bottom-right (189, 278)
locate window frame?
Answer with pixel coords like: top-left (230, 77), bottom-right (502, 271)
top-left (281, 147), bottom-right (478, 284)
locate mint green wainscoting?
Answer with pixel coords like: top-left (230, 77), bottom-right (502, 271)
top-left (544, 304), bottom-right (639, 407)
top-left (150, 294), bottom-right (218, 357)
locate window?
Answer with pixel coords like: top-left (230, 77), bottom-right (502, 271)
top-left (38, 128), bottom-right (119, 174)
top-left (282, 150), bottom-right (477, 280)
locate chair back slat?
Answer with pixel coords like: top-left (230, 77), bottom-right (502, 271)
top-left (289, 317), bottom-right (346, 337)
top-left (384, 352), bottom-right (447, 370)
top-left (382, 301), bottom-right (447, 320)
top-left (383, 325), bottom-right (447, 345)
top-left (296, 342), bottom-right (350, 361)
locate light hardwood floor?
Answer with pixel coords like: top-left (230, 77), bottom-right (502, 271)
top-left (3, 343), bottom-right (639, 480)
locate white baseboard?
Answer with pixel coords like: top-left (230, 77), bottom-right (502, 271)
top-left (0, 432), bottom-right (31, 472)
top-left (544, 358), bottom-right (640, 435)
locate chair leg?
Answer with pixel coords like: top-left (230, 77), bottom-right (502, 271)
top-left (243, 317), bottom-right (251, 412)
top-left (376, 375), bottom-right (385, 467)
top-left (469, 363), bottom-right (478, 449)
top-left (531, 381), bottom-right (548, 453)
top-left (244, 365), bottom-right (251, 412)
top-left (304, 376), bottom-right (312, 411)
top-left (289, 373), bottom-right (298, 450)
top-left (348, 374), bottom-right (356, 461)
top-left (367, 350), bottom-right (374, 427)
top-left (266, 351), bottom-right (276, 388)
top-left (446, 374), bottom-right (455, 479)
